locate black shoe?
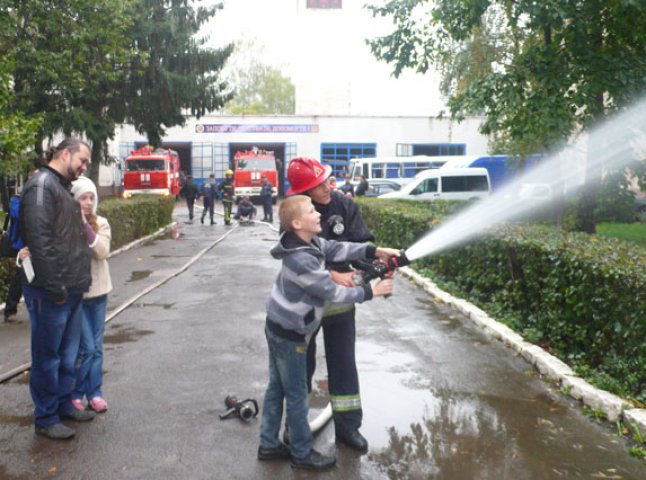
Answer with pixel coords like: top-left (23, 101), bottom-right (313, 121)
top-left (200, 217), bottom-right (204, 224)
top-left (257, 442), bottom-right (291, 461)
top-left (210, 220), bottom-right (215, 225)
top-left (291, 449), bottom-right (336, 470)
top-left (336, 430), bottom-right (368, 453)
top-left (60, 409), bottom-right (95, 422)
top-left (35, 423), bottom-right (75, 440)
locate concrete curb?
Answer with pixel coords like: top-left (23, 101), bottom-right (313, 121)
top-left (0, 222), bottom-right (176, 314)
top-left (399, 266), bottom-right (646, 437)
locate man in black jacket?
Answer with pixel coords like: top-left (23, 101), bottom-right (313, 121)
top-left (19, 138), bottom-right (95, 440)
top-left (286, 157), bottom-right (375, 453)
top-left (180, 174), bottom-right (199, 221)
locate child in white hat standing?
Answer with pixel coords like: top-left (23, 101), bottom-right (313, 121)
top-left (70, 176), bottom-right (113, 413)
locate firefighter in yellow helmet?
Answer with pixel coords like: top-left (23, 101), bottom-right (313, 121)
top-left (218, 169), bottom-right (235, 225)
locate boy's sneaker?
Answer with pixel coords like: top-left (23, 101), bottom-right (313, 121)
top-left (257, 442), bottom-right (291, 461)
top-left (71, 399), bottom-right (86, 411)
top-left (290, 449), bottom-right (336, 470)
top-left (89, 397), bottom-right (108, 413)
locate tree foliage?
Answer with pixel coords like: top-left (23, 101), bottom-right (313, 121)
top-left (223, 40), bottom-right (295, 115)
top-left (366, 0), bottom-right (646, 157)
top-left (0, 55), bottom-right (41, 176)
top-left (3, 0), bottom-right (141, 183)
top-left (125, 0), bottom-right (234, 147)
top-left (367, 0), bottom-right (646, 231)
top-left (1, 0), bottom-right (233, 183)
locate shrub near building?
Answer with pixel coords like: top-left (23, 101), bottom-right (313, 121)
top-left (357, 198), bottom-right (646, 405)
top-left (0, 195), bottom-right (175, 300)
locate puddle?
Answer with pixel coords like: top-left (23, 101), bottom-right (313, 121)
top-left (127, 270), bottom-right (152, 282)
top-left (0, 414), bottom-right (32, 427)
top-left (104, 326), bottom-right (154, 344)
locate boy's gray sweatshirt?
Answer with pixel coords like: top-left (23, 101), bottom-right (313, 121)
top-left (266, 231), bottom-right (377, 337)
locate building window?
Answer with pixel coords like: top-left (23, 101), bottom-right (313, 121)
top-left (307, 0), bottom-right (342, 8)
top-left (321, 143), bottom-right (376, 177)
top-left (412, 143), bottom-right (466, 156)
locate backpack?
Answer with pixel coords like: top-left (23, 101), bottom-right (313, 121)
top-left (1, 195), bottom-right (23, 256)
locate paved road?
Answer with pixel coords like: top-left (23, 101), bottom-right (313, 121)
top-left (1, 203), bottom-right (644, 479)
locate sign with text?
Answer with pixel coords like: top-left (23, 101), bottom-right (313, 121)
top-left (195, 124), bottom-right (319, 134)
top-left (307, 0), bottom-right (342, 8)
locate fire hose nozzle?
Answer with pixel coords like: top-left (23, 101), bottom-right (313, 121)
top-left (219, 395), bottom-right (259, 422)
top-left (355, 250), bottom-right (410, 284)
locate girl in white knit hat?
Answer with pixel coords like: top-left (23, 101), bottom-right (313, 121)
top-left (70, 176), bottom-right (113, 413)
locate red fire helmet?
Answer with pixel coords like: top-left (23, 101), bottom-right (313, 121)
top-left (286, 158), bottom-right (332, 195)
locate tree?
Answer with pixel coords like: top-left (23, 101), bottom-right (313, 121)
top-left (4, 0), bottom-right (234, 184)
top-left (367, 0), bottom-right (646, 231)
top-left (223, 40), bottom-right (295, 115)
top-left (0, 54), bottom-right (41, 209)
top-left (4, 0), bottom-right (137, 184)
top-left (125, 0), bottom-right (234, 147)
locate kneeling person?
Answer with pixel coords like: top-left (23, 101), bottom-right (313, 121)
top-left (234, 196), bottom-right (257, 223)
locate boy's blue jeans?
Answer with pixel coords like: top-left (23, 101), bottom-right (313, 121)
top-left (25, 291), bottom-right (83, 427)
top-left (259, 326), bottom-right (312, 459)
top-left (73, 295), bottom-right (107, 401)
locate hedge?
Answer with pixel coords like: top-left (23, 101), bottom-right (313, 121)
top-left (0, 195), bottom-right (175, 301)
top-left (358, 198), bottom-right (646, 404)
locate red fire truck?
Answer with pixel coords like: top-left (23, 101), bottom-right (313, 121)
top-left (233, 148), bottom-right (278, 203)
top-left (122, 146), bottom-right (180, 199)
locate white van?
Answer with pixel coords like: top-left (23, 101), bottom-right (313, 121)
top-left (379, 168), bottom-right (491, 201)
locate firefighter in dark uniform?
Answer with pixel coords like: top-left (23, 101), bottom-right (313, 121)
top-left (218, 169), bottom-right (234, 225)
top-left (286, 157), bottom-right (374, 453)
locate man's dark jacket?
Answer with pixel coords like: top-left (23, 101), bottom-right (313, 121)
top-left (200, 181), bottom-right (216, 204)
top-left (19, 166), bottom-right (92, 301)
top-left (181, 179), bottom-right (199, 199)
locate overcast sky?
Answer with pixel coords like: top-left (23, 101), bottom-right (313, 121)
top-left (202, 0), bottom-right (446, 116)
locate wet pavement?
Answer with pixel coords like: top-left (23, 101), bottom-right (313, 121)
top-left (0, 202), bottom-right (644, 479)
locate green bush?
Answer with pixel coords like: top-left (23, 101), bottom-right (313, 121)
top-left (0, 195), bottom-right (174, 301)
top-left (98, 195), bottom-right (175, 249)
top-left (358, 198), bottom-right (646, 404)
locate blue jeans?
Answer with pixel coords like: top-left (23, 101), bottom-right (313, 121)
top-left (73, 295), bottom-right (107, 401)
top-left (259, 326), bottom-right (312, 459)
top-left (25, 291), bottom-right (83, 427)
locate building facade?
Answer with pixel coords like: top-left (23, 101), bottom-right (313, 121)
top-left (108, 114), bottom-right (490, 194)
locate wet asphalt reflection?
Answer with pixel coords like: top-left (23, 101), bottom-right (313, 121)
top-left (355, 290), bottom-right (645, 479)
top-left (0, 204), bottom-right (644, 479)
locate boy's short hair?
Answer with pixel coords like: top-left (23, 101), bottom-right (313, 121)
top-left (280, 195), bottom-right (311, 232)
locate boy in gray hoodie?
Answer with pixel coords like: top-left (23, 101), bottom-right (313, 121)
top-left (258, 195), bottom-right (398, 470)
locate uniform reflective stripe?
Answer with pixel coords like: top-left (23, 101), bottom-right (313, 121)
top-left (330, 394), bottom-right (361, 412)
top-left (323, 305), bottom-right (354, 317)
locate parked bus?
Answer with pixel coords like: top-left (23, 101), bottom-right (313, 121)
top-left (345, 156), bottom-right (459, 186)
